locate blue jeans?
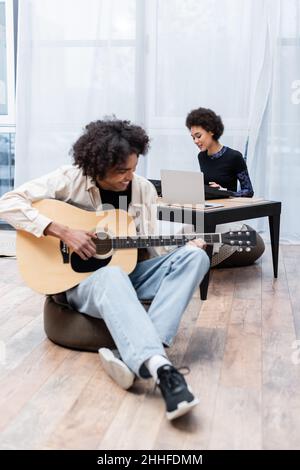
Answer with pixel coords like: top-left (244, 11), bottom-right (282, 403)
top-left (66, 246), bottom-right (210, 377)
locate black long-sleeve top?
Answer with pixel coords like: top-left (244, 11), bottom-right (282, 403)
top-left (198, 146), bottom-right (254, 197)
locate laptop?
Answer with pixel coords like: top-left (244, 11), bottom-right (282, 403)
top-left (160, 169), bottom-right (224, 208)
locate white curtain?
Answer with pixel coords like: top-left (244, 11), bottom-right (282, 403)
top-left (144, 0), bottom-right (279, 177)
top-left (15, 0), bottom-right (300, 240)
top-left (15, 0), bottom-right (139, 184)
top-left (251, 0), bottom-right (300, 242)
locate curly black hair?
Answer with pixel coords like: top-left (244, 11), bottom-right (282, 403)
top-left (72, 118), bottom-right (150, 181)
top-left (185, 107), bottom-right (224, 141)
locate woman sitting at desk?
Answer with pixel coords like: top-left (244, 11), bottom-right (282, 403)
top-left (186, 107), bottom-right (253, 197)
top-left (185, 107), bottom-right (264, 268)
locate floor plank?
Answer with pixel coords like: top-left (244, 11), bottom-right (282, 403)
top-left (261, 246), bottom-right (300, 450)
top-left (208, 262), bottom-right (262, 450)
top-left (0, 246), bottom-right (300, 449)
top-left (0, 351), bottom-right (99, 449)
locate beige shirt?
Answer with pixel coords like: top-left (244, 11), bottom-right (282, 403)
top-left (0, 165), bottom-right (159, 239)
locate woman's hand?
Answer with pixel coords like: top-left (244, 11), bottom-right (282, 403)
top-left (209, 181), bottom-right (221, 188)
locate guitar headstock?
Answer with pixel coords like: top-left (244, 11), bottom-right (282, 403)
top-left (221, 230), bottom-right (257, 251)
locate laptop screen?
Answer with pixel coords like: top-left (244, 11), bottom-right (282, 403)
top-left (160, 169), bottom-right (205, 205)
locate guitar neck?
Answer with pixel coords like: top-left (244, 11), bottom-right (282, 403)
top-left (110, 233), bottom-right (221, 249)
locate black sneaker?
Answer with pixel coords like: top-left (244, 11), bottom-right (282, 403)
top-left (156, 365), bottom-right (199, 420)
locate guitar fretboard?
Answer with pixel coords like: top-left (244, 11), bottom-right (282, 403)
top-left (106, 233), bottom-right (221, 249)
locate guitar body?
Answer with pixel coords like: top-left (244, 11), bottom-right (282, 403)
top-left (16, 199), bottom-right (137, 294)
top-left (16, 199), bottom-right (256, 295)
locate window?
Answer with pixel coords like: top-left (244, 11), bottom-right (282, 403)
top-left (0, 0), bottom-right (15, 125)
top-left (0, 0), bottom-right (16, 201)
top-left (0, 131), bottom-right (14, 194)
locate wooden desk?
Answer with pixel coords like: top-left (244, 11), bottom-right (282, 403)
top-left (157, 198), bottom-right (281, 300)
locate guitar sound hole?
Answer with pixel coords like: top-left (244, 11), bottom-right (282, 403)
top-left (95, 231), bottom-right (113, 257)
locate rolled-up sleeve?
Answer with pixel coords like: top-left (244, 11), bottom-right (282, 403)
top-left (0, 167), bottom-right (73, 237)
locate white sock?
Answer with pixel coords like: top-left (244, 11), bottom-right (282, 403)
top-left (145, 355), bottom-right (171, 381)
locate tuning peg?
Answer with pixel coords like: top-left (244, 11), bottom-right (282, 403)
top-left (237, 247), bottom-right (244, 252)
top-left (245, 247), bottom-right (251, 252)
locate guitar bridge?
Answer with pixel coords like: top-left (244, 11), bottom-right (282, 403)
top-left (60, 241), bottom-right (70, 264)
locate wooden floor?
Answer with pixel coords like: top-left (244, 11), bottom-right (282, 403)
top-left (0, 244), bottom-right (300, 450)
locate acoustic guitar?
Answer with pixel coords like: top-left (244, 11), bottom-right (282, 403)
top-left (16, 199), bottom-right (256, 294)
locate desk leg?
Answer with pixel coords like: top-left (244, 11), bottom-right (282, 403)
top-left (200, 222), bottom-right (216, 301)
top-left (268, 214), bottom-right (280, 278)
